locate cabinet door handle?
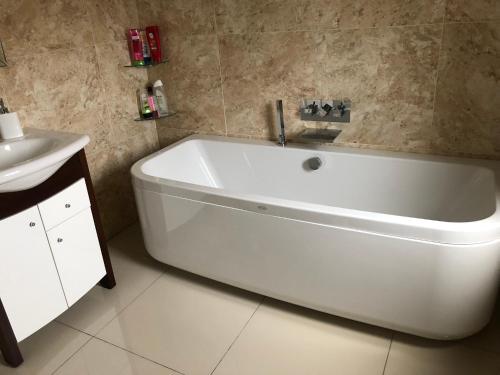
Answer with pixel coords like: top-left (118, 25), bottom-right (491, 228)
top-left (65, 203), bottom-right (71, 208)
top-left (57, 238), bottom-right (63, 243)
top-left (29, 222), bottom-right (36, 227)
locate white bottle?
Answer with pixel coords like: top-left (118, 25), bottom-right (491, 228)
top-left (153, 80), bottom-right (169, 116)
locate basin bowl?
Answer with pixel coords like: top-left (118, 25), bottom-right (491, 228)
top-left (0, 128), bottom-right (89, 193)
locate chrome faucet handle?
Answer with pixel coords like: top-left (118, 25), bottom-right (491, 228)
top-left (337, 102), bottom-right (346, 117)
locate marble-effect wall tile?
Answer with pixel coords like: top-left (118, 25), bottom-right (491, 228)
top-left (296, 0), bottom-right (445, 30)
top-left (215, 0), bottom-right (445, 34)
top-left (150, 34), bottom-right (226, 135)
top-left (138, 0), bottom-right (215, 36)
top-left (94, 42), bottom-right (152, 138)
top-left (323, 26), bottom-right (442, 151)
top-left (432, 22), bottom-right (500, 158)
top-left (154, 0), bottom-right (499, 160)
top-left (446, 0), bottom-right (500, 22)
top-left (215, 0), bottom-right (298, 34)
top-left (0, 0), bottom-right (93, 54)
top-left (87, 0), bottom-right (140, 43)
top-left (0, 47), bottom-right (109, 155)
top-left (219, 25), bottom-right (441, 149)
top-left (219, 31), bottom-right (325, 138)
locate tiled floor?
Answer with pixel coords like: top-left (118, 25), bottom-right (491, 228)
top-left (2, 224), bottom-right (500, 375)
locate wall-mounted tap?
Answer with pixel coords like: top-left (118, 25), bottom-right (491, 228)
top-left (0, 98), bottom-right (9, 114)
top-left (300, 99), bottom-right (351, 123)
top-left (276, 99), bottom-right (286, 147)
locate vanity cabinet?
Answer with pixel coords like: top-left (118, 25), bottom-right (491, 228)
top-left (0, 150), bottom-right (115, 368)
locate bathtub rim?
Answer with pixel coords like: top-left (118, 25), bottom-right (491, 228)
top-left (131, 135), bottom-right (500, 246)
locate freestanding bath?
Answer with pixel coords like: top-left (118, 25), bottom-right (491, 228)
top-left (131, 135), bottom-right (500, 339)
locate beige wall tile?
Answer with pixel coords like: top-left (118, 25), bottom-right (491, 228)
top-left (432, 22), bottom-right (500, 158)
top-left (220, 25), bottom-right (441, 148)
top-left (325, 25), bottom-right (442, 152)
top-left (139, 1), bottom-right (500, 161)
top-left (219, 31), bottom-right (325, 138)
top-left (446, 0), bottom-right (500, 22)
top-left (0, 47), bottom-right (109, 155)
top-left (0, 0), bottom-right (93, 54)
top-left (215, 0), bottom-right (445, 34)
top-left (215, 0), bottom-right (298, 34)
top-left (150, 34), bottom-right (226, 134)
top-left (297, 0), bottom-right (445, 30)
top-left (87, 0), bottom-right (139, 43)
top-left (138, 0), bottom-right (216, 36)
top-left (94, 42), bottom-right (151, 136)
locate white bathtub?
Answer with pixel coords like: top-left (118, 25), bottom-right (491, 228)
top-left (131, 135), bottom-right (500, 339)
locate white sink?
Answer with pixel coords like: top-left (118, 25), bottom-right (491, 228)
top-left (0, 128), bottom-right (89, 193)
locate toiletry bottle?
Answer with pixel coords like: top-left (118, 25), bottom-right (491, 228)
top-left (137, 89), bottom-right (153, 119)
top-left (140, 30), bottom-right (152, 65)
top-left (153, 80), bottom-right (169, 116)
top-left (128, 29), bottom-right (144, 66)
top-left (146, 26), bottom-right (162, 64)
top-left (147, 86), bottom-right (159, 118)
top-left (0, 98), bottom-right (23, 140)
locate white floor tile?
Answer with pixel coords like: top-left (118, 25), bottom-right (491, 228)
top-left (385, 333), bottom-right (500, 375)
top-left (464, 294), bottom-right (500, 354)
top-left (96, 269), bottom-right (261, 375)
top-left (0, 322), bottom-right (90, 375)
top-left (213, 299), bottom-right (391, 375)
top-left (53, 338), bottom-right (180, 375)
top-left (57, 225), bottom-right (164, 335)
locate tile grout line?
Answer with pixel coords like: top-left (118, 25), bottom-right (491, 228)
top-left (92, 270), bottom-right (165, 338)
top-left (212, 4), bottom-right (229, 136)
top-left (55, 320), bottom-right (186, 375)
top-left (51, 270), bottom-right (165, 373)
top-left (92, 336), bottom-right (186, 375)
top-left (209, 296), bottom-right (265, 375)
top-left (429, 5), bottom-right (447, 130)
top-left (381, 332), bottom-right (394, 375)
top-left (56, 268), bottom-right (164, 340)
top-left (49, 325), bottom-right (94, 375)
top-left (81, 0), bottom-right (115, 142)
top-left (214, 19), bottom-right (496, 37)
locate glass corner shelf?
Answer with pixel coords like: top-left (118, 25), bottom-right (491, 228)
top-left (124, 60), bottom-right (168, 68)
top-left (134, 112), bottom-right (177, 121)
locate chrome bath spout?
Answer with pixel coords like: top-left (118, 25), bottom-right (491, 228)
top-left (276, 99), bottom-right (286, 147)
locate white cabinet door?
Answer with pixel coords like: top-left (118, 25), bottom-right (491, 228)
top-left (0, 207), bottom-right (68, 342)
top-left (47, 208), bottom-right (106, 306)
